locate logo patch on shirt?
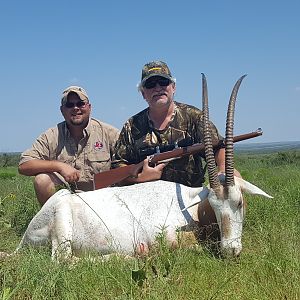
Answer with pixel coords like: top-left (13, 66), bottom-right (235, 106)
top-left (94, 141), bottom-right (104, 151)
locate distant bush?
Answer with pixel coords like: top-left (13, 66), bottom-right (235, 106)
top-left (0, 153), bottom-right (20, 167)
top-left (236, 150), bottom-right (300, 169)
top-left (263, 150), bottom-right (300, 167)
top-left (276, 151), bottom-right (300, 163)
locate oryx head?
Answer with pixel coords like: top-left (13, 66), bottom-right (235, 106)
top-left (201, 74), bottom-right (272, 257)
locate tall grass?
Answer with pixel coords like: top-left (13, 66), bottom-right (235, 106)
top-left (0, 151), bottom-right (299, 299)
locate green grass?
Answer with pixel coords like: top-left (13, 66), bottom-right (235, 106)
top-left (0, 151), bottom-right (299, 299)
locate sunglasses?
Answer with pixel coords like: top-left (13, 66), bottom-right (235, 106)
top-left (143, 78), bottom-right (171, 89)
top-left (64, 100), bottom-right (87, 109)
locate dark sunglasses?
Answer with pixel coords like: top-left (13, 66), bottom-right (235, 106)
top-left (143, 78), bottom-right (171, 89)
top-left (64, 100), bottom-right (87, 109)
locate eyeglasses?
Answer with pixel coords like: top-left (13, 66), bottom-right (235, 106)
top-left (64, 100), bottom-right (87, 109)
top-left (143, 78), bottom-right (171, 89)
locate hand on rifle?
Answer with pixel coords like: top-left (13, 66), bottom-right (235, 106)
top-left (123, 157), bottom-right (167, 185)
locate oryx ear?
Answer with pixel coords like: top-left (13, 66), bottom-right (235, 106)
top-left (235, 177), bottom-right (273, 199)
top-left (188, 186), bottom-right (206, 200)
top-left (182, 187), bottom-right (210, 212)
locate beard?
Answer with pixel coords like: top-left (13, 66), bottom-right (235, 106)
top-left (69, 116), bottom-right (89, 127)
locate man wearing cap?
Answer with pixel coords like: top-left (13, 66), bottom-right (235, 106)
top-left (19, 86), bottom-right (119, 205)
top-left (113, 60), bottom-right (234, 187)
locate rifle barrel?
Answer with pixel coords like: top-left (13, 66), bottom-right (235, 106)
top-left (149, 129), bottom-right (262, 166)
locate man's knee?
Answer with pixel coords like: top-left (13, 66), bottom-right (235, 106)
top-left (34, 173), bottom-right (61, 205)
top-left (34, 173), bottom-right (53, 188)
top-left (34, 173), bottom-right (64, 189)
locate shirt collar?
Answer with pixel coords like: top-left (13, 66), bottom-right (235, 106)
top-left (146, 103), bottom-right (177, 129)
top-left (63, 118), bottom-right (92, 139)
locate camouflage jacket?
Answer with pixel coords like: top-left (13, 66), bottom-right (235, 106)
top-left (113, 101), bottom-right (224, 187)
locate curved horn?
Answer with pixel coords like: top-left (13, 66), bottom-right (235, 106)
top-left (225, 75), bottom-right (247, 186)
top-left (202, 73), bottom-right (221, 192)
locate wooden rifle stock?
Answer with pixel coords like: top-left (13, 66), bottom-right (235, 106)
top-left (93, 128), bottom-right (262, 190)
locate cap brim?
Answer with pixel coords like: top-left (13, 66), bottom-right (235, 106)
top-left (61, 89), bottom-right (88, 105)
top-left (141, 74), bottom-right (173, 86)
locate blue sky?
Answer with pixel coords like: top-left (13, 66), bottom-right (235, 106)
top-left (0, 1), bottom-right (299, 152)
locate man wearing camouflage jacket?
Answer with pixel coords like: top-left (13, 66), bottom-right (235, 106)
top-left (113, 60), bottom-right (229, 187)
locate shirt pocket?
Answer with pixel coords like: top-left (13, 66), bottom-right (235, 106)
top-left (87, 151), bottom-right (111, 174)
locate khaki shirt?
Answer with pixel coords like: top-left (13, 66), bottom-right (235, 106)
top-left (113, 101), bottom-right (224, 187)
top-left (20, 118), bottom-right (119, 191)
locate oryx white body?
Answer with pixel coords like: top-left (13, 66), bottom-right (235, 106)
top-left (15, 176), bottom-right (271, 260)
top-left (17, 180), bottom-right (203, 259)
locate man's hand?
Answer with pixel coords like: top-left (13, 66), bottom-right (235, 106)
top-left (117, 157), bottom-right (167, 186)
top-left (136, 157), bottom-right (166, 182)
top-left (58, 163), bottom-right (80, 183)
top-left (18, 159), bottom-right (81, 183)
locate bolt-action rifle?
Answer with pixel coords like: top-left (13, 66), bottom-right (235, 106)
top-left (93, 128), bottom-right (262, 190)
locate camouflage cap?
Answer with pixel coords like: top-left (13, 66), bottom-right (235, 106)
top-left (140, 61), bottom-right (174, 86)
top-left (61, 86), bottom-right (89, 105)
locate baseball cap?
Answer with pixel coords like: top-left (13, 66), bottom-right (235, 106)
top-left (140, 61), bottom-right (175, 88)
top-left (61, 86), bottom-right (89, 105)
